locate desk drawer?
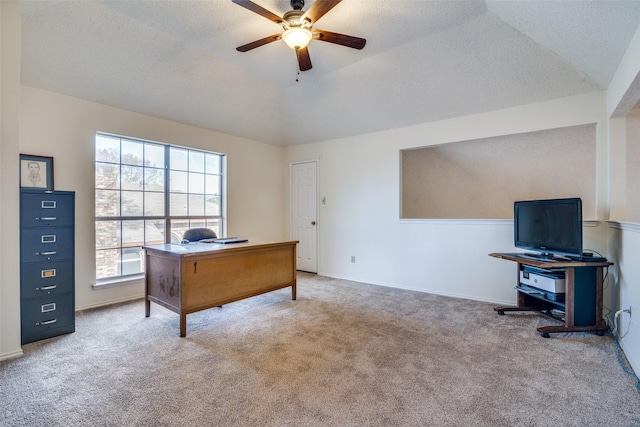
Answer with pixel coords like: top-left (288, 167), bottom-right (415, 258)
top-left (21, 260), bottom-right (74, 299)
top-left (21, 227), bottom-right (74, 263)
top-left (21, 293), bottom-right (74, 344)
top-left (21, 192), bottom-right (74, 227)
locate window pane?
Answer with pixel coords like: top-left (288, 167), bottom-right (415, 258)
top-left (206, 219), bottom-right (221, 237)
top-left (96, 220), bottom-right (121, 249)
top-left (122, 140), bottom-right (144, 166)
top-left (205, 195), bottom-right (220, 216)
top-left (189, 151), bottom-right (205, 173)
top-left (206, 153), bottom-right (220, 175)
top-left (144, 167), bottom-right (165, 191)
top-left (170, 193), bottom-right (188, 216)
top-left (96, 135), bottom-right (120, 163)
top-left (96, 248), bottom-right (121, 279)
top-left (122, 220), bottom-right (144, 247)
top-left (205, 174), bottom-right (220, 195)
top-left (121, 165), bottom-right (144, 190)
top-left (189, 172), bottom-right (205, 194)
top-left (96, 163), bottom-right (120, 189)
top-left (189, 219), bottom-right (207, 229)
top-left (120, 247), bottom-right (143, 275)
top-left (170, 170), bottom-right (188, 193)
top-left (170, 219), bottom-right (190, 243)
top-left (144, 192), bottom-right (165, 216)
top-left (188, 194), bottom-right (205, 216)
top-left (144, 219), bottom-right (172, 245)
top-left (145, 143), bottom-right (164, 168)
top-left (170, 147), bottom-right (188, 171)
top-left (121, 191), bottom-right (144, 216)
top-left (96, 190), bottom-right (120, 217)
top-left (145, 219), bottom-right (166, 245)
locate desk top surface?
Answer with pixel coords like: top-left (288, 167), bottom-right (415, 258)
top-left (489, 252), bottom-right (613, 268)
top-left (143, 239), bottom-right (298, 257)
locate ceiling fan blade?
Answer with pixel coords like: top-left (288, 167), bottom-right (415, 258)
top-left (301, 0), bottom-right (342, 24)
top-left (231, 0), bottom-right (283, 25)
top-left (296, 46), bottom-right (312, 71)
top-left (313, 30), bottom-right (366, 50)
top-left (236, 34), bottom-right (281, 52)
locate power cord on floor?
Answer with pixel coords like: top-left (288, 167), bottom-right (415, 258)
top-left (610, 310), bottom-right (640, 391)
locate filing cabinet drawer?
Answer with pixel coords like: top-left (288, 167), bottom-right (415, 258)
top-left (21, 227), bottom-right (74, 263)
top-left (21, 260), bottom-right (74, 299)
top-left (21, 293), bottom-right (75, 344)
top-left (21, 191), bottom-right (74, 227)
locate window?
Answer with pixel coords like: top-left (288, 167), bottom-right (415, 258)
top-left (95, 133), bottom-right (224, 281)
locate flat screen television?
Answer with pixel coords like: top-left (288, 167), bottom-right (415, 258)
top-left (514, 197), bottom-right (583, 259)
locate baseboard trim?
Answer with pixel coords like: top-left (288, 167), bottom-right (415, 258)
top-left (0, 348), bottom-right (24, 362)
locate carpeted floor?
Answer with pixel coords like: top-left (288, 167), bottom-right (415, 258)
top-left (1, 273), bottom-right (639, 426)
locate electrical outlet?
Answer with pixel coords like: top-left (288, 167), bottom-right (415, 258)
top-left (322, 197), bottom-right (326, 205)
top-left (351, 256), bottom-right (355, 263)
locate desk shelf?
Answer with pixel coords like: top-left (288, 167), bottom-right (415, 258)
top-left (490, 253), bottom-right (612, 338)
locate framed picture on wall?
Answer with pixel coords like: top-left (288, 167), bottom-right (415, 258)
top-left (20, 154), bottom-right (54, 191)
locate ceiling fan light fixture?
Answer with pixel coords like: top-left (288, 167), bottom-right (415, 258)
top-left (282, 27), bottom-right (312, 50)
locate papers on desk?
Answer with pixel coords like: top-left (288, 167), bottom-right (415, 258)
top-left (200, 237), bottom-right (248, 244)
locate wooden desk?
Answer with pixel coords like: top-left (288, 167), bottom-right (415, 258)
top-left (143, 239), bottom-right (297, 337)
top-left (490, 253), bottom-right (613, 338)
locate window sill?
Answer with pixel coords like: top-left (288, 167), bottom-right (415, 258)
top-left (93, 274), bottom-right (144, 289)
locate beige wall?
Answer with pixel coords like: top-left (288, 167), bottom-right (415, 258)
top-left (18, 86), bottom-right (287, 314)
top-left (0, 84), bottom-right (287, 359)
top-left (401, 124), bottom-right (597, 219)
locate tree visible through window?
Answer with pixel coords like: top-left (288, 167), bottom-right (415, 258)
top-left (95, 133), bottom-right (224, 280)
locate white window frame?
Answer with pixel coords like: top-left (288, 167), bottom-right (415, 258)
top-left (94, 133), bottom-right (225, 284)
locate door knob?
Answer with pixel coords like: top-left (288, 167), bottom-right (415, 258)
top-left (311, 221), bottom-right (316, 225)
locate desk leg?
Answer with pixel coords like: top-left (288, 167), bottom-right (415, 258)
top-left (292, 280), bottom-right (297, 301)
top-left (145, 298), bottom-right (151, 317)
top-left (180, 313), bottom-right (187, 337)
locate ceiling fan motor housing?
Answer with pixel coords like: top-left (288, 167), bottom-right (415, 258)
top-left (283, 10), bottom-right (306, 28)
top-left (290, 0), bottom-right (305, 11)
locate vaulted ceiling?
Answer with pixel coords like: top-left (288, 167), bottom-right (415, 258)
top-left (20, 0), bottom-right (640, 146)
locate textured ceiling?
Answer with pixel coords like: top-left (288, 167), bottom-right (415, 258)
top-left (20, 0), bottom-right (640, 146)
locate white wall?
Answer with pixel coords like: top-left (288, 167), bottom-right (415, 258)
top-left (607, 224), bottom-right (640, 371)
top-left (0, 1), bottom-right (23, 360)
top-left (606, 21), bottom-right (640, 375)
top-left (284, 92), bottom-right (610, 305)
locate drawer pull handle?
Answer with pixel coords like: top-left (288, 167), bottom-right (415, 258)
top-left (37, 217), bottom-right (57, 221)
top-left (40, 285), bottom-right (57, 291)
top-left (40, 319), bottom-right (57, 325)
top-left (37, 251), bottom-right (57, 256)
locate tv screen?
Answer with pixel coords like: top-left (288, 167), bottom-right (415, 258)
top-left (514, 198), bottom-right (583, 258)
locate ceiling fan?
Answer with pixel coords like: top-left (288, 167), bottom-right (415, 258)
top-left (232, 0), bottom-right (366, 72)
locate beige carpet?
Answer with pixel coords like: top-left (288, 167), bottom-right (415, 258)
top-left (1, 273), bottom-right (639, 426)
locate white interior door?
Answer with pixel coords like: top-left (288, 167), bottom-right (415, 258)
top-left (291, 161), bottom-right (318, 273)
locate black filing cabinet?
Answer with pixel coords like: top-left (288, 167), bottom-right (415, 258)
top-left (20, 189), bottom-right (75, 344)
